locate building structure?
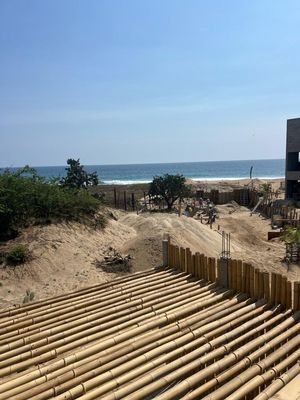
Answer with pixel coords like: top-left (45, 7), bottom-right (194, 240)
top-left (285, 117), bottom-right (300, 199)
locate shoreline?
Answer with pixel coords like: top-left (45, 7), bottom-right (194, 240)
top-left (101, 176), bottom-right (285, 185)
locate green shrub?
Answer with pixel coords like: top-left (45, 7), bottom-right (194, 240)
top-left (0, 166), bottom-right (105, 238)
top-left (23, 289), bottom-right (35, 304)
top-left (6, 244), bottom-right (29, 265)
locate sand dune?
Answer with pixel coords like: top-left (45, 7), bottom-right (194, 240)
top-left (0, 203), bottom-right (299, 309)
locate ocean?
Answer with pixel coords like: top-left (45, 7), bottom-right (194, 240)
top-left (1, 159), bottom-right (285, 185)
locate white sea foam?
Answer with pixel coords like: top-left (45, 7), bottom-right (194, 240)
top-left (102, 176), bottom-right (284, 185)
top-left (103, 180), bottom-right (152, 185)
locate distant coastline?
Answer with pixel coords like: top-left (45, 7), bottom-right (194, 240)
top-left (1, 159), bottom-right (285, 185)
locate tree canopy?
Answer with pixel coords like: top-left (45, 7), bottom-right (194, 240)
top-left (149, 174), bottom-right (191, 210)
top-left (60, 159), bottom-right (99, 189)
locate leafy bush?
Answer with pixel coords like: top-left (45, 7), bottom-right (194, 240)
top-left (0, 166), bottom-right (104, 239)
top-left (6, 244), bottom-right (29, 265)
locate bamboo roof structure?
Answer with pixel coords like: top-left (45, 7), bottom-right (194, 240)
top-left (0, 266), bottom-right (300, 399)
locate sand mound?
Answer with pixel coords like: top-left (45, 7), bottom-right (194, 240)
top-left (1, 204), bottom-right (299, 309)
top-left (120, 213), bottom-right (241, 271)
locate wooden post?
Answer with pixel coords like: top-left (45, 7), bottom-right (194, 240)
top-left (174, 245), bottom-right (179, 268)
top-left (211, 258), bottom-right (216, 282)
top-left (294, 282), bottom-right (300, 310)
top-left (180, 247), bottom-right (186, 273)
top-left (195, 252), bottom-right (200, 278)
top-left (232, 260), bottom-right (237, 291)
top-left (246, 263), bottom-right (251, 295)
top-left (186, 248), bottom-right (191, 274)
top-left (123, 191), bottom-right (127, 211)
top-left (114, 188), bottom-right (117, 208)
top-left (217, 258), bottom-right (221, 283)
top-left (117, 191), bottom-right (120, 208)
top-left (131, 193), bottom-right (135, 210)
top-left (286, 281), bottom-right (292, 309)
top-left (227, 259), bottom-right (231, 288)
top-left (241, 262), bottom-right (245, 293)
top-left (237, 260), bottom-right (242, 292)
top-left (162, 239), bottom-right (169, 267)
top-left (281, 276), bottom-right (287, 307)
top-left (192, 254), bottom-right (196, 276)
top-left (249, 265), bottom-right (255, 298)
top-left (270, 273), bottom-right (276, 304)
top-left (200, 254), bottom-right (205, 279)
top-left (275, 274), bottom-right (282, 305)
top-left (263, 272), bottom-right (270, 301)
top-left (204, 256), bottom-right (208, 280)
top-left (254, 269), bottom-right (260, 299)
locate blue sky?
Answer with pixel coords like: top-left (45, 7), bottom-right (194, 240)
top-left (0, 0), bottom-right (300, 166)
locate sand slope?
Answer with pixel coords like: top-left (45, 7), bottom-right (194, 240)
top-left (1, 205), bottom-right (299, 309)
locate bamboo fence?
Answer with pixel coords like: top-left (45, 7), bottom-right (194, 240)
top-left (166, 241), bottom-right (300, 310)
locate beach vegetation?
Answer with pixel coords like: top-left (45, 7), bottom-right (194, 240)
top-left (23, 289), bottom-right (35, 304)
top-left (60, 158), bottom-right (99, 189)
top-left (259, 183), bottom-right (272, 198)
top-left (149, 174), bottom-right (191, 210)
top-left (6, 244), bottom-right (30, 265)
top-left (0, 166), bottom-right (104, 239)
top-left (280, 225), bottom-right (300, 246)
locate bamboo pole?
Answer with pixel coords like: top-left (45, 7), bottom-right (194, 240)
top-left (142, 312), bottom-right (300, 400)
top-left (180, 247), bottom-right (186, 273)
top-left (236, 261), bottom-right (242, 292)
top-left (254, 269), bottom-right (260, 299)
top-left (228, 259), bottom-right (232, 289)
top-left (253, 362), bottom-right (300, 400)
top-left (186, 248), bottom-right (191, 274)
top-left (294, 282), bottom-right (300, 310)
top-left (178, 312), bottom-right (293, 400)
top-left (286, 281), bottom-right (292, 309)
top-left (80, 300), bottom-right (269, 400)
top-left (195, 253), bottom-right (200, 278)
top-left (232, 260), bottom-right (237, 291)
top-left (0, 294), bottom-right (239, 399)
top-left (249, 265), bottom-right (255, 298)
top-left (275, 274), bottom-right (282, 305)
top-left (281, 276), bottom-right (287, 307)
top-left (270, 273), bottom-right (276, 304)
top-left (216, 259), bottom-right (221, 284)
top-left (191, 255), bottom-right (196, 276)
top-left (263, 273), bottom-right (270, 301)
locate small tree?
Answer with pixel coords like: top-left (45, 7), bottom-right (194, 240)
top-left (149, 174), bottom-right (191, 210)
top-left (60, 159), bottom-right (99, 189)
top-left (259, 183), bottom-right (272, 201)
top-left (280, 225), bottom-right (300, 263)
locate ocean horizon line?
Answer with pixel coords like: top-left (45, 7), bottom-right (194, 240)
top-left (0, 157), bottom-right (285, 170)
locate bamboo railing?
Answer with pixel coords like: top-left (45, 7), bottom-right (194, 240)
top-left (164, 240), bottom-right (300, 310)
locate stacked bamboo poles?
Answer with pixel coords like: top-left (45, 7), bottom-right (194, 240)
top-left (0, 269), bottom-right (236, 399)
top-left (0, 272), bottom-right (222, 379)
top-left (1, 243), bottom-right (300, 400)
top-left (127, 310), bottom-right (299, 400)
top-left (166, 241), bottom-right (300, 310)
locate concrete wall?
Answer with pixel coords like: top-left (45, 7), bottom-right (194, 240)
top-left (286, 118), bottom-right (300, 152)
top-left (286, 118), bottom-right (300, 198)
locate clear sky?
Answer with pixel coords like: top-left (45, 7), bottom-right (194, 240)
top-left (0, 0), bottom-right (300, 167)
